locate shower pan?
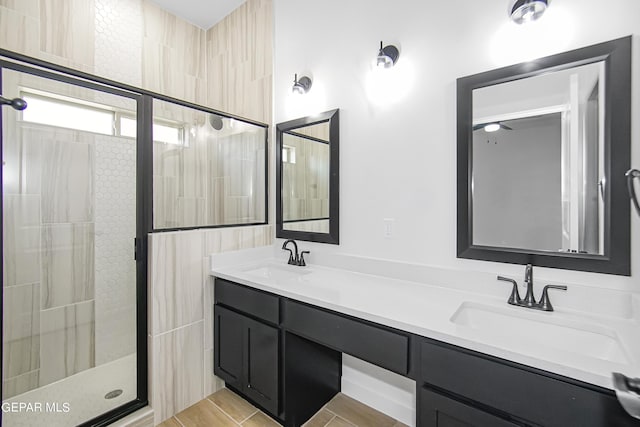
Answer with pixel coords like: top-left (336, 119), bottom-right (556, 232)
top-left (1, 59), bottom-right (146, 426)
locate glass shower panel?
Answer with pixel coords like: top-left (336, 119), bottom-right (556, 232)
top-left (152, 99), bottom-right (267, 229)
top-left (2, 68), bottom-right (137, 426)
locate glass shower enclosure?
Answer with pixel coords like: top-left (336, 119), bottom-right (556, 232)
top-left (1, 60), bottom-right (145, 426)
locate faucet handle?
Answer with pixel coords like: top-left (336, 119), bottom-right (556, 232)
top-left (497, 276), bottom-right (522, 306)
top-left (299, 251), bottom-right (310, 266)
top-left (537, 284), bottom-right (567, 312)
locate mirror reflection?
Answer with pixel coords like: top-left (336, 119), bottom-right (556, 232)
top-left (282, 121), bottom-right (330, 232)
top-left (276, 109), bottom-right (339, 244)
top-left (472, 61), bottom-right (604, 254)
top-left (457, 36), bottom-right (631, 275)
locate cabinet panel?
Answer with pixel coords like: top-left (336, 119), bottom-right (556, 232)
top-left (216, 278), bottom-right (280, 324)
top-left (245, 316), bottom-right (279, 416)
top-left (214, 303), bottom-right (280, 417)
top-left (420, 387), bottom-right (521, 427)
top-left (284, 300), bottom-right (409, 375)
top-left (214, 305), bottom-right (244, 390)
top-left (420, 339), bottom-right (638, 427)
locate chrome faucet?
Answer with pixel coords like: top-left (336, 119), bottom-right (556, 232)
top-left (497, 264), bottom-right (567, 312)
top-left (281, 239), bottom-right (309, 266)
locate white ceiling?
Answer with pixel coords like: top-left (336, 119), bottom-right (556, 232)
top-left (149, 0), bottom-right (246, 29)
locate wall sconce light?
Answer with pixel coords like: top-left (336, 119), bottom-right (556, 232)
top-left (376, 41), bottom-right (400, 69)
top-left (508, 0), bottom-right (549, 24)
top-left (292, 74), bottom-right (312, 95)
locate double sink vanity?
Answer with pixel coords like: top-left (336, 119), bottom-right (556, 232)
top-left (210, 246), bottom-right (640, 427)
top-left (209, 35), bottom-right (639, 427)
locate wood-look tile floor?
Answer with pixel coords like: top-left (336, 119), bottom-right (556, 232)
top-left (157, 388), bottom-right (408, 427)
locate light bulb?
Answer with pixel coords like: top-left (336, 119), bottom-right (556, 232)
top-left (509, 0), bottom-right (548, 25)
top-left (522, 6), bottom-right (535, 22)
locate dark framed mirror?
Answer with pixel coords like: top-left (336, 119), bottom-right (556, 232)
top-left (276, 109), bottom-right (339, 244)
top-left (457, 36), bottom-right (631, 275)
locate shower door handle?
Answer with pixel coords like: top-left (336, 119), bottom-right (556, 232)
top-left (613, 372), bottom-right (640, 419)
top-left (626, 169), bottom-right (640, 217)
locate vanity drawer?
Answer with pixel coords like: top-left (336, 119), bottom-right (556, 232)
top-left (420, 339), bottom-right (634, 427)
top-left (284, 300), bottom-right (409, 375)
top-left (215, 278), bottom-right (279, 324)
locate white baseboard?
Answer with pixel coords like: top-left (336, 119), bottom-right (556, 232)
top-left (341, 354), bottom-right (416, 426)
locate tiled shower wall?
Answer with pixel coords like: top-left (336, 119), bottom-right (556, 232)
top-left (282, 123), bottom-right (330, 233)
top-left (94, 134), bottom-right (137, 365)
top-left (0, 0), bottom-right (273, 123)
top-left (149, 225), bottom-right (272, 425)
top-left (2, 120), bottom-right (137, 398)
top-left (1, 64), bottom-right (139, 400)
top-left (282, 135), bottom-right (330, 223)
top-left (1, 0), bottom-right (274, 424)
top-left (152, 102), bottom-right (267, 230)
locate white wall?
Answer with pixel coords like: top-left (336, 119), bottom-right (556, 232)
top-left (472, 116), bottom-right (562, 251)
top-left (273, 0), bottom-right (640, 292)
top-left (273, 2), bottom-right (640, 424)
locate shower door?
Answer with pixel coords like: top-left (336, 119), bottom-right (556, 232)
top-left (1, 64), bottom-right (144, 426)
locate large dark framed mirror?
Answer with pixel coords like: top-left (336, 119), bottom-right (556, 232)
top-left (276, 109), bottom-right (339, 244)
top-left (457, 36), bottom-right (631, 275)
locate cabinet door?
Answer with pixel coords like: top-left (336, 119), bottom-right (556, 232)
top-left (214, 305), bottom-right (244, 391)
top-left (244, 316), bottom-right (279, 416)
top-left (420, 387), bottom-right (522, 427)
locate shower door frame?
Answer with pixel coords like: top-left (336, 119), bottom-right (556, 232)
top-left (0, 53), bottom-right (152, 427)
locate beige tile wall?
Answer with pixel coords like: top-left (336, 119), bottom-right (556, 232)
top-left (1, 1), bottom-right (274, 426)
top-left (1, 77), bottom-right (138, 399)
top-left (149, 225), bottom-right (272, 425)
top-left (0, 0), bottom-right (272, 118)
top-left (152, 101), bottom-right (267, 230)
top-left (206, 0), bottom-right (273, 124)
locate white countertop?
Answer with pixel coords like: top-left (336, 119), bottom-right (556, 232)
top-left (210, 246), bottom-right (640, 391)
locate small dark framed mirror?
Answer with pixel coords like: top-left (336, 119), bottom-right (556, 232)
top-left (276, 109), bottom-right (339, 244)
top-left (457, 36), bottom-right (631, 275)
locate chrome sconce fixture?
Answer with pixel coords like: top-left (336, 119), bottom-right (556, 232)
top-left (508, 0), bottom-right (549, 24)
top-left (376, 41), bottom-right (399, 69)
top-left (292, 74), bottom-right (312, 95)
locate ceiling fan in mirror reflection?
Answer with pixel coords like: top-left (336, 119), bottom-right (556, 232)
top-left (472, 122), bottom-right (513, 132)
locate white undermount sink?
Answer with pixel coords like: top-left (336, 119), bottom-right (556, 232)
top-left (242, 263), bottom-right (311, 281)
top-left (450, 302), bottom-right (629, 364)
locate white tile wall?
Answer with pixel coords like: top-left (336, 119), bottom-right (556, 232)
top-left (94, 135), bottom-right (137, 365)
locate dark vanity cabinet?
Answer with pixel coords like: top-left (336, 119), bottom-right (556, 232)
top-left (213, 278), bottom-right (638, 427)
top-left (417, 339), bottom-right (638, 427)
top-left (214, 279), bottom-right (280, 416)
top-left (419, 387), bottom-right (521, 427)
